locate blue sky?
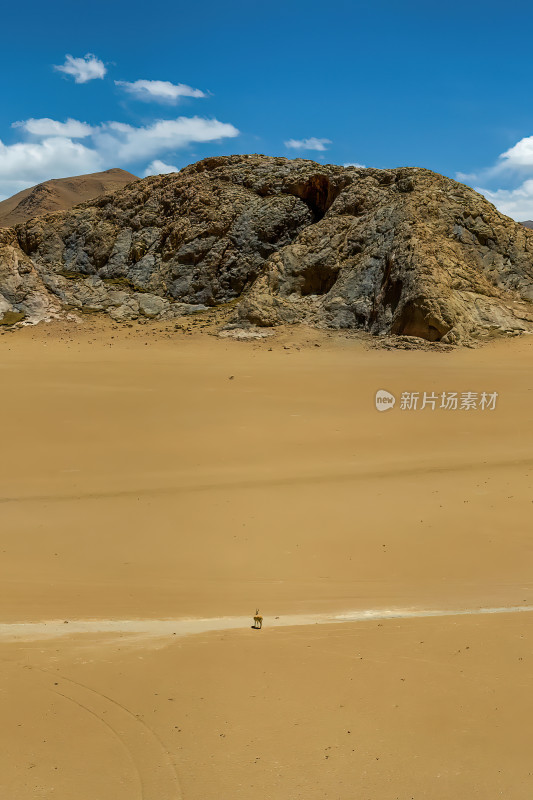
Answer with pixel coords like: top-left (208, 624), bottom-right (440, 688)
top-left (1, 0), bottom-right (533, 218)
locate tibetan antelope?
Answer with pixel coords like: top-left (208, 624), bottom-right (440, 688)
top-left (253, 609), bottom-right (263, 629)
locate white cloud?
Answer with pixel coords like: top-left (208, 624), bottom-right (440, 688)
top-left (284, 137), bottom-right (332, 151)
top-left (498, 136), bottom-right (533, 169)
top-left (92, 117), bottom-right (239, 162)
top-left (116, 79), bottom-right (206, 104)
top-left (143, 159), bottom-right (180, 176)
top-left (476, 180), bottom-right (533, 221)
top-left (343, 162), bottom-right (365, 168)
top-left (455, 170), bottom-right (478, 182)
top-left (13, 118), bottom-right (95, 138)
top-left (54, 54), bottom-right (106, 84)
top-left (457, 134), bottom-right (533, 221)
top-left (0, 115), bottom-right (239, 198)
top-left (0, 137), bottom-right (102, 197)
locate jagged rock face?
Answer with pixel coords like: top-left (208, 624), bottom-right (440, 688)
top-left (1, 154), bottom-right (533, 343)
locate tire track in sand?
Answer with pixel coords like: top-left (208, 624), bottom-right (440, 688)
top-left (40, 670), bottom-right (182, 800)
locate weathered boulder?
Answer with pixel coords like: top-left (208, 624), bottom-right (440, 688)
top-left (1, 154), bottom-right (532, 342)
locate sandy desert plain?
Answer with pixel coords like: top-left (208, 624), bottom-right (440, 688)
top-left (1, 315), bottom-right (533, 800)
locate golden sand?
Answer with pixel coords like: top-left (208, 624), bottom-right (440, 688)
top-left (1, 319), bottom-right (532, 798)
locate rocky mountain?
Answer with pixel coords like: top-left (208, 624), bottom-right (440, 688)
top-left (1, 154), bottom-right (533, 343)
top-left (522, 221), bottom-right (533, 230)
top-left (0, 168), bottom-right (138, 229)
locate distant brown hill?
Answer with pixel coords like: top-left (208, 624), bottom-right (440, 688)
top-left (522, 221), bottom-right (533, 229)
top-left (0, 168), bottom-right (138, 228)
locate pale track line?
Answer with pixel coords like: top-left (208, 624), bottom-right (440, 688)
top-left (2, 604), bottom-right (533, 643)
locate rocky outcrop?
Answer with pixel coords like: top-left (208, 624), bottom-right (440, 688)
top-left (1, 154), bottom-right (533, 343)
